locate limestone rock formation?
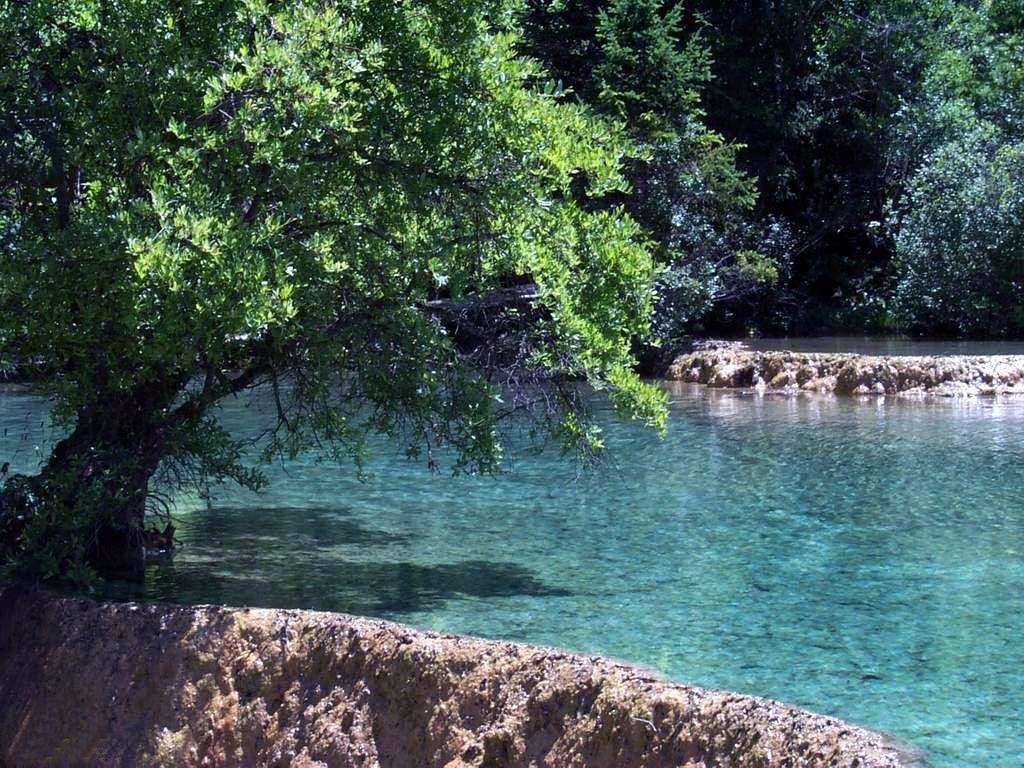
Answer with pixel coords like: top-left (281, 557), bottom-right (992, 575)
top-left (664, 344), bottom-right (1024, 396)
top-left (0, 587), bottom-right (915, 767)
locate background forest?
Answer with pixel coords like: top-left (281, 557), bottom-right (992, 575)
top-left (522, 0), bottom-right (1024, 339)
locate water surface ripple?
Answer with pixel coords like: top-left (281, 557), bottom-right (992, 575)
top-left (2, 383), bottom-right (1022, 767)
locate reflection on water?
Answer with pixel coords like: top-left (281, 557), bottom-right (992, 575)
top-left (3, 382), bottom-right (1024, 767)
top-left (744, 335), bottom-right (1024, 357)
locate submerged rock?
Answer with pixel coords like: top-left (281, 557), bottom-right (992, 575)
top-left (0, 587), bottom-right (913, 767)
top-left (663, 343), bottom-right (1024, 397)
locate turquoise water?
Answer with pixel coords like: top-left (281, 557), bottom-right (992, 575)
top-left (2, 383), bottom-right (1024, 767)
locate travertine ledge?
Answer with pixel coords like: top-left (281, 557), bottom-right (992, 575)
top-left (665, 344), bottom-right (1024, 396)
top-left (0, 587), bottom-right (914, 767)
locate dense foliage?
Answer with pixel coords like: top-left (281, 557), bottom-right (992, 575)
top-left (522, 0), bottom-right (1024, 336)
top-left (2, 0), bottom-right (1022, 583)
top-left (889, 0), bottom-right (1024, 335)
top-left (522, 0), bottom-right (777, 339)
top-left (0, 0), bottom-right (665, 581)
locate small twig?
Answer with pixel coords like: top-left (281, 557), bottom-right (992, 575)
top-left (632, 716), bottom-right (657, 734)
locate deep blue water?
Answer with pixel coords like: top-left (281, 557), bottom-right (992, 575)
top-left (2, 383), bottom-right (1023, 767)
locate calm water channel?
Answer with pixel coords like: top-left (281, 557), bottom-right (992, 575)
top-left (2, 380), bottom-right (1023, 767)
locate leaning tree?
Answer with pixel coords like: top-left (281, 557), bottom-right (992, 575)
top-left (0, 0), bottom-right (665, 581)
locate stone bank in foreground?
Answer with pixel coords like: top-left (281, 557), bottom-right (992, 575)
top-left (0, 587), bottom-right (916, 767)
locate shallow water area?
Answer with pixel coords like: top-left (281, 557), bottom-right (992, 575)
top-left (2, 381), bottom-right (1023, 767)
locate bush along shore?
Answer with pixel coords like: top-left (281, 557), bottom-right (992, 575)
top-left (0, 587), bottom-right (921, 768)
top-left (663, 342), bottom-right (1024, 396)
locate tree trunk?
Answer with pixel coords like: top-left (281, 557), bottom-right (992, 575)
top-left (42, 418), bottom-right (163, 581)
top-left (2, 379), bottom-right (184, 582)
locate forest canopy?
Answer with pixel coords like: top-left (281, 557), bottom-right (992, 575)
top-left (523, 0), bottom-right (1024, 336)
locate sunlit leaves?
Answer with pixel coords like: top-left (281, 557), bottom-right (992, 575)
top-left (889, 0), bottom-right (1024, 335)
top-left (0, 0), bottom-right (665, 488)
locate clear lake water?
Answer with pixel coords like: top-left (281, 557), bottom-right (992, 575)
top-left (2, 382), bottom-right (1023, 767)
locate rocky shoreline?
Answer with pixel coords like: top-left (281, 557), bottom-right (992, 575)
top-left (0, 587), bottom-right (918, 767)
top-left (662, 342), bottom-right (1024, 396)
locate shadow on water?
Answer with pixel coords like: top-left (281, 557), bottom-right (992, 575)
top-left (95, 506), bottom-right (570, 616)
top-left (179, 505), bottom-right (414, 546)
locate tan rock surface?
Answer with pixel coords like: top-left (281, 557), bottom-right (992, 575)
top-left (0, 587), bottom-right (914, 767)
top-left (664, 345), bottom-right (1024, 396)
